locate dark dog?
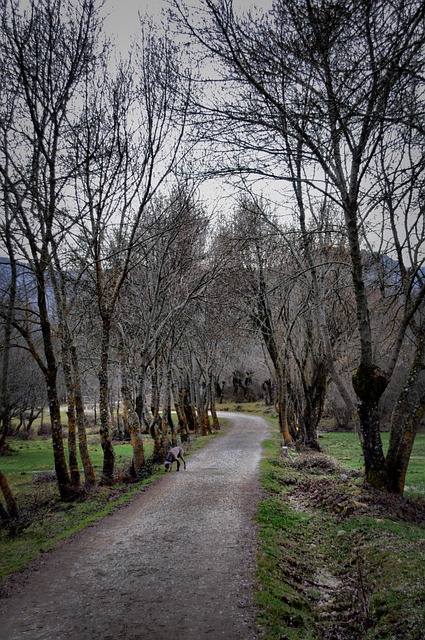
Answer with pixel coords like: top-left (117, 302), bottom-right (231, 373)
top-left (164, 446), bottom-right (186, 472)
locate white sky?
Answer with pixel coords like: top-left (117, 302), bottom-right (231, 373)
top-left (104, 0), bottom-right (274, 52)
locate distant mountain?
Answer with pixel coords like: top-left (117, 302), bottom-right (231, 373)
top-left (0, 258), bottom-right (40, 305)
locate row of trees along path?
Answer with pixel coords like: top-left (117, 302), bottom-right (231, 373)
top-left (1, 0), bottom-right (424, 521)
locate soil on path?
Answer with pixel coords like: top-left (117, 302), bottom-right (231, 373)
top-left (0, 413), bottom-right (270, 640)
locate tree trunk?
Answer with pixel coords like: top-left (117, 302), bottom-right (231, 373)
top-left (168, 411), bottom-right (178, 447)
top-left (174, 399), bottom-right (189, 440)
top-left (45, 369), bottom-right (74, 500)
top-left (150, 418), bottom-right (164, 463)
top-left (254, 261), bottom-right (294, 445)
top-left (0, 224), bottom-right (17, 451)
top-left (276, 399), bottom-right (290, 444)
top-left (387, 405), bottom-right (424, 495)
top-left (294, 149), bottom-right (356, 429)
top-left (66, 398), bottom-right (80, 488)
top-left (135, 361), bottom-right (152, 434)
top-left (108, 390), bottom-right (117, 429)
top-left (172, 378), bottom-right (190, 442)
top-left (70, 346), bottom-right (96, 486)
top-left (386, 327), bottom-right (425, 494)
top-left (352, 364), bottom-right (388, 489)
top-left (200, 409), bottom-right (211, 435)
top-left (209, 378), bottom-right (220, 431)
top-left (150, 358), bottom-right (166, 462)
top-left (344, 193), bottom-right (388, 488)
top-left (26, 407), bottom-right (42, 432)
top-left (37, 269), bottom-right (73, 500)
top-left (299, 361), bottom-right (327, 451)
top-left (116, 322), bottom-right (146, 475)
top-left (197, 382), bottom-right (211, 436)
top-left (61, 345), bottom-right (80, 487)
top-left (98, 319), bottom-right (115, 485)
top-left (161, 416), bottom-right (171, 451)
top-left (49, 258), bottom-right (81, 488)
top-left (180, 379), bottom-right (197, 434)
top-left (276, 367), bottom-right (293, 445)
top-left (121, 382), bottom-right (145, 475)
top-left (164, 352), bottom-right (177, 446)
top-left (0, 470), bottom-right (19, 520)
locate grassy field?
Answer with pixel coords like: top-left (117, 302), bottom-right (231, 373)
top-left (1, 437), bottom-right (149, 493)
top-left (319, 431), bottom-right (425, 496)
top-left (220, 401), bottom-right (425, 497)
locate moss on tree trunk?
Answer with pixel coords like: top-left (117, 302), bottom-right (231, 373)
top-left (352, 364), bottom-right (388, 489)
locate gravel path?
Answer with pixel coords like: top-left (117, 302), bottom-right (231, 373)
top-left (0, 413), bottom-right (270, 640)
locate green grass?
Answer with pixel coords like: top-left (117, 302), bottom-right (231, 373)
top-left (256, 428), bottom-right (425, 640)
top-left (1, 437), bottom-right (153, 495)
top-left (320, 431), bottom-right (425, 496)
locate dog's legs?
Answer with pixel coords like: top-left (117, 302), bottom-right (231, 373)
top-left (181, 456), bottom-right (186, 470)
top-left (176, 459), bottom-right (180, 472)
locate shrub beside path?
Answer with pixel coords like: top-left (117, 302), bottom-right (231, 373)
top-left (0, 414), bottom-right (270, 640)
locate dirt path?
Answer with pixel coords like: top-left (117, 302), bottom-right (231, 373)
top-left (0, 414), bottom-right (270, 640)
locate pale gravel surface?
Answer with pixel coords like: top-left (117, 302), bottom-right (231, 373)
top-left (0, 413), bottom-right (270, 640)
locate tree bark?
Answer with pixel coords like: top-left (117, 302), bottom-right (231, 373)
top-left (386, 326), bottom-right (425, 494)
top-left (61, 346), bottom-right (80, 488)
top-left (37, 259), bottom-right (74, 500)
top-left (180, 378), bottom-right (198, 434)
top-left (49, 257), bottom-right (82, 488)
top-left (300, 362), bottom-right (327, 451)
top-left (70, 345), bottom-right (96, 486)
top-left (0, 470), bottom-right (19, 520)
top-left (344, 192), bottom-right (388, 486)
top-left (98, 318), bottom-right (115, 485)
top-left (45, 367), bottom-right (74, 500)
top-left (66, 397), bottom-right (80, 488)
top-left (275, 367), bottom-right (294, 445)
top-left (121, 382), bottom-right (145, 476)
top-left (0, 212), bottom-right (16, 451)
top-left (164, 352), bottom-right (177, 446)
top-left (209, 377), bottom-right (220, 431)
top-left (172, 378), bottom-right (190, 442)
top-left (150, 358), bottom-right (166, 462)
top-left (352, 364), bottom-right (388, 488)
top-left (253, 266), bottom-right (293, 444)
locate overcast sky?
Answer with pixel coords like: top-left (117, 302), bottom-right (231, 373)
top-left (104, 0), bottom-right (274, 52)
top-left (102, 0), bottom-right (278, 219)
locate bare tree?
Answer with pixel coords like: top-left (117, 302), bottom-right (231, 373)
top-left (0, 201), bottom-right (20, 525)
top-left (371, 132), bottom-right (425, 492)
top-left (170, 0), bottom-right (425, 491)
top-left (48, 254), bottom-right (96, 487)
top-left (225, 196), bottom-right (342, 447)
top-left (116, 321), bottom-right (146, 476)
top-left (117, 185), bottom-right (217, 457)
top-left (69, 30), bottom-right (193, 483)
top-left (0, 0), bottom-right (101, 499)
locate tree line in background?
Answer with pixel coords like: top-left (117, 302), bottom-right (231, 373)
top-left (0, 0), bottom-right (424, 514)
